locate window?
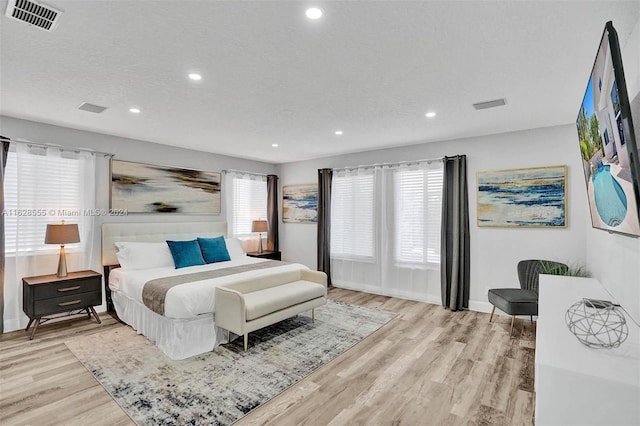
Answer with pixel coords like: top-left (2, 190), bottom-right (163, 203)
top-left (228, 174), bottom-right (267, 236)
top-left (394, 167), bottom-right (443, 264)
top-left (330, 161), bottom-right (444, 300)
top-left (425, 168), bottom-right (444, 264)
top-left (4, 147), bottom-right (90, 253)
top-left (330, 172), bottom-right (374, 258)
top-left (395, 169), bottom-right (424, 263)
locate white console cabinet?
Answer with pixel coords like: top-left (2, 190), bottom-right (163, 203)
top-left (535, 275), bottom-right (640, 425)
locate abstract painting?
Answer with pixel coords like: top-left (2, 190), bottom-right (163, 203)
top-left (283, 184), bottom-right (318, 223)
top-left (477, 165), bottom-right (567, 227)
top-left (110, 160), bottom-right (221, 214)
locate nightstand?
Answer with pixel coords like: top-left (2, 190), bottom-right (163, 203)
top-left (22, 270), bottom-right (102, 340)
top-left (246, 250), bottom-right (282, 261)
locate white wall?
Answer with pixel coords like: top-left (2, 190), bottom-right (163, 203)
top-left (278, 124), bottom-right (589, 312)
top-left (586, 16), bottom-right (640, 324)
top-left (0, 115), bottom-right (277, 331)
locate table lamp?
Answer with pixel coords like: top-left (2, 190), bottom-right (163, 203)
top-left (251, 220), bottom-right (268, 254)
top-left (45, 222), bottom-right (80, 277)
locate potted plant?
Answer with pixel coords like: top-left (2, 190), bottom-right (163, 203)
top-left (539, 260), bottom-right (591, 277)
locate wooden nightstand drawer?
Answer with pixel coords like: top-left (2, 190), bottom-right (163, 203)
top-left (34, 291), bottom-right (102, 316)
top-left (33, 276), bottom-right (101, 300)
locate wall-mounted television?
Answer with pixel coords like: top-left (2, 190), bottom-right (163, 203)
top-left (576, 21), bottom-right (640, 238)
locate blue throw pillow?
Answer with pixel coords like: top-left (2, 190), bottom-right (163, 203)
top-left (166, 240), bottom-right (206, 269)
top-left (197, 236), bottom-right (231, 264)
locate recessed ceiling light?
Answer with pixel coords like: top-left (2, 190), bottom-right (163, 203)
top-left (129, 108), bottom-right (141, 114)
top-left (335, 130), bottom-right (343, 135)
top-left (306, 7), bottom-right (323, 19)
top-left (188, 73), bottom-right (202, 81)
top-left (272, 143), bottom-right (279, 148)
top-left (425, 112), bottom-right (436, 118)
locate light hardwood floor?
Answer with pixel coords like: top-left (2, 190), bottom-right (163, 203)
top-left (0, 288), bottom-right (536, 426)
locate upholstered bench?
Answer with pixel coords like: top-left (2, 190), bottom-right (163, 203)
top-left (215, 268), bottom-right (327, 351)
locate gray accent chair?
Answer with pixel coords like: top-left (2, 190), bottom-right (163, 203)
top-left (488, 259), bottom-right (568, 335)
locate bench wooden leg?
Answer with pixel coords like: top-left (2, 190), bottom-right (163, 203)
top-left (312, 308), bottom-right (315, 323)
top-left (244, 333), bottom-right (248, 352)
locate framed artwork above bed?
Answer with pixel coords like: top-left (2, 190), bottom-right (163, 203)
top-left (110, 159), bottom-right (221, 214)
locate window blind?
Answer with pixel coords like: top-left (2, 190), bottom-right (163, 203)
top-left (395, 169), bottom-right (426, 263)
top-left (4, 150), bottom-right (84, 253)
top-left (230, 177), bottom-right (267, 236)
top-left (330, 173), bottom-right (374, 258)
top-left (425, 168), bottom-right (444, 264)
top-left (394, 167), bottom-right (443, 264)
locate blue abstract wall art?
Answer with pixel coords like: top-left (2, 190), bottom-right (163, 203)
top-left (477, 165), bottom-right (567, 227)
top-left (283, 184), bottom-right (318, 223)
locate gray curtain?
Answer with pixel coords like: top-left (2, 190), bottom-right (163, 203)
top-left (317, 168), bottom-right (332, 286)
top-left (266, 174), bottom-right (279, 252)
top-left (440, 155), bottom-right (470, 311)
top-left (0, 137), bottom-right (10, 332)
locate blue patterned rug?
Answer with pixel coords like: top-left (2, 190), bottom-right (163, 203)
top-left (66, 300), bottom-right (397, 425)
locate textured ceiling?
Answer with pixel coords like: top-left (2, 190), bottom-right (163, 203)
top-left (1, 1), bottom-right (639, 163)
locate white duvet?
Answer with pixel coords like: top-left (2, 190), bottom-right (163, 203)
top-left (109, 256), bottom-right (309, 319)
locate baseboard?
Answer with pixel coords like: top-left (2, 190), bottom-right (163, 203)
top-left (468, 300), bottom-right (495, 314)
top-left (332, 281), bottom-right (442, 306)
top-left (332, 283), bottom-right (515, 316)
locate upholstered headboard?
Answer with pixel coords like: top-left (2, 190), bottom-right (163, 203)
top-left (101, 221), bottom-right (227, 266)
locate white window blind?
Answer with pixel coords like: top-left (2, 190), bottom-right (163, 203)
top-left (330, 173), bottom-right (374, 258)
top-left (230, 176), bottom-right (267, 236)
top-left (395, 169), bottom-right (426, 263)
top-left (4, 148), bottom-right (85, 253)
top-left (425, 168), bottom-right (444, 263)
top-left (394, 167), bottom-right (443, 264)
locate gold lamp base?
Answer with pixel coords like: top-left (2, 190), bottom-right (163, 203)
top-left (257, 233), bottom-right (263, 254)
top-left (57, 245), bottom-right (68, 278)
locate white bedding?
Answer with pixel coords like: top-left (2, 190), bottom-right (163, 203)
top-left (109, 256), bottom-right (309, 319)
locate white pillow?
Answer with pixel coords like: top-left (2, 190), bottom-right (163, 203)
top-left (115, 242), bottom-right (175, 270)
top-left (225, 238), bottom-right (246, 259)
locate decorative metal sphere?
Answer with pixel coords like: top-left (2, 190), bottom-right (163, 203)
top-left (565, 299), bottom-right (628, 349)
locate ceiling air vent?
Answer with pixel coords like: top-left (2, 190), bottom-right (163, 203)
top-left (473, 98), bottom-right (507, 110)
top-left (78, 102), bottom-right (108, 114)
top-left (4, 0), bottom-right (62, 32)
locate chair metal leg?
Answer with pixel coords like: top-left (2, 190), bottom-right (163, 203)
top-left (312, 308), bottom-right (315, 323)
top-left (530, 315), bottom-right (533, 324)
top-left (489, 306), bottom-right (496, 323)
top-left (510, 316), bottom-right (515, 336)
top-left (244, 333), bottom-right (248, 352)
top-left (227, 329), bottom-right (230, 342)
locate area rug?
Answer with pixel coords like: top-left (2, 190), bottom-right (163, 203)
top-left (65, 300), bottom-right (397, 426)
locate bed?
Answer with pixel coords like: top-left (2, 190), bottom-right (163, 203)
top-left (101, 222), bottom-right (308, 359)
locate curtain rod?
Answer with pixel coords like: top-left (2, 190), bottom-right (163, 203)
top-left (1, 137), bottom-right (114, 157)
top-left (222, 169), bottom-right (270, 177)
top-left (331, 157), bottom-right (443, 173)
